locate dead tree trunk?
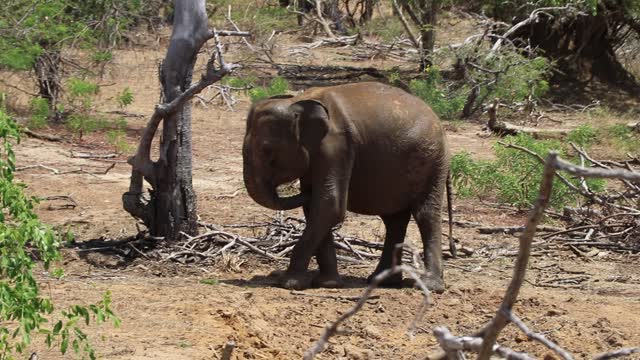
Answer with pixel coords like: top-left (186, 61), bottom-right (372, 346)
top-left (122, 0), bottom-right (248, 240)
top-left (396, 0), bottom-right (440, 71)
top-left (33, 50), bottom-right (61, 112)
top-left (151, 0), bottom-right (210, 238)
top-left (419, 1), bottom-right (437, 70)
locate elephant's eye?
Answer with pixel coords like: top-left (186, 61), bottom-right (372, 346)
top-left (260, 142), bottom-right (274, 156)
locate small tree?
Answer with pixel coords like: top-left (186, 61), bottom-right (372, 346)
top-left (122, 0), bottom-right (248, 240)
top-left (470, 0), bottom-right (640, 88)
top-left (0, 106), bottom-right (119, 359)
top-left (391, 0), bottom-right (441, 70)
top-left (0, 0), bottom-right (163, 114)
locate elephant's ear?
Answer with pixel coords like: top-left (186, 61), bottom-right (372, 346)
top-left (290, 99), bottom-right (329, 150)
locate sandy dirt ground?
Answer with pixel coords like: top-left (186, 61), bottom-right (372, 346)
top-left (3, 29), bottom-right (640, 360)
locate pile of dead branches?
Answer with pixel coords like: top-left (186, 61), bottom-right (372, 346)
top-left (553, 144), bottom-right (640, 252)
top-left (78, 214), bottom-right (422, 267)
top-left (492, 139), bottom-right (640, 254)
top-left (173, 215), bottom-right (421, 265)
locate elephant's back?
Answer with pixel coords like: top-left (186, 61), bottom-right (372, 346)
top-left (317, 82), bottom-right (448, 215)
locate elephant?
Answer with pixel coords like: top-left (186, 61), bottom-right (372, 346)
top-left (242, 81), bottom-right (453, 292)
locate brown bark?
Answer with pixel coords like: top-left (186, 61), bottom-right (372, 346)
top-left (122, 0), bottom-right (248, 241)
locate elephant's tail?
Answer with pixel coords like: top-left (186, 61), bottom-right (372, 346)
top-left (446, 170), bottom-right (456, 258)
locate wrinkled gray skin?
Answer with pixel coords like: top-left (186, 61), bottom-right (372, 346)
top-left (242, 82), bottom-right (450, 292)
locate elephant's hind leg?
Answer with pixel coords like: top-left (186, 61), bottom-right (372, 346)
top-left (367, 209), bottom-right (411, 287)
top-left (411, 184), bottom-right (445, 293)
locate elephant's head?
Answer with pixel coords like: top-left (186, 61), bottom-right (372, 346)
top-left (242, 96), bottom-right (329, 210)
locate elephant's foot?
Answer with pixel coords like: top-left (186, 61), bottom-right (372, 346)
top-left (312, 272), bottom-right (343, 288)
top-left (420, 272), bottom-right (445, 294)
top-left (279, 271), bottom-right (313, 290)
top-left (367, 270), bottom-right (403, 288)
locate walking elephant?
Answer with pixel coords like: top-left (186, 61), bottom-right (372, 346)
top-left (242, 82), bottom-right (453, 292)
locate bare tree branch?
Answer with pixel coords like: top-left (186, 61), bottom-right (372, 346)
top-left (303, 265), bottom-right (431, 360)
top-left (476, 152), bottom-right (559, 359)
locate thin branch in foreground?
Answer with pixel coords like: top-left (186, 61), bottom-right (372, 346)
top-left (592, 347), bottom-right (640, 360)
top-left (505, 311), bottom-right (573, 360)
top-left (303, 265), bottom-right (431, 360)
top-left (476, 152), bottom-right (558, 359)
top-left (433, 327), bottom-right (536, 360)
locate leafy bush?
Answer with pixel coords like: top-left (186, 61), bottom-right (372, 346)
top-left (68, 79), bottom-right (99, 101)
top-left (0, 109), bottom-right (119, 359)
top-left (482, 55), bottom-right (551, 103)
top-left (567, 124), bottom-right (598, 147)
top-left (106, 118), bottom-right (130, 154)
top-left (116, 87), bottom-right (134, 108)
top-left (91, 50), bottom-right (113, 64)
top-left (450, 152), bottom-right (496, 199)
top-left (28, 97), bottom-right (51, 129)
top-left (211, 1), bottom-right (296, 39)
top-left (0, 0), bottom-right (164, 71)
top-left (249, 77), bottom-right (290, 103)
top-left (360, 16), bottom-right (406, 42)
top-left (451, 133), bottom-right (606, 209)
top-left (64, 79), bottom-right (102, 138)
top-left (603, 123), bottom-right (640, 154)
top-left (66, 115), bottom-right (109, 138)
top-left (431, 46), bottom-right (552, 117)
top-left (222, 76), bottom-right (258, 89)
top-left (410, 66), bottom-right (467, 120)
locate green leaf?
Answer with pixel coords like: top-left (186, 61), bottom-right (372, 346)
top-left (60, 336), bottom-right (69, 354)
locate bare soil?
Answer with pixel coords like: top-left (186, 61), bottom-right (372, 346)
top-left (4, 32), bottom-right (640, 360)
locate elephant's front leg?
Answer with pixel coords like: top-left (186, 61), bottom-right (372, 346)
top-left (281, 169), bottom-right (350, 290)
top-left (281, 201), bottom-right (344, 290)
top-left (300, 204), bottom-right (342, 288)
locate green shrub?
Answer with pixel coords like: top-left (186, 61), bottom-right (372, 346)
top-left (431, 46), bottom-right (552, 117)
top-left (451, 134), bottom-right (606, 209)
top-left (450, 152), bottom-right (496, 199)
top-left (360, 16), bottom-right (406, 42)
top-left (567, 124), bottom-right (598, 148)
top-left (66, 115), bottom-right (109, 138)
top-left (603, 124), bottom-right (640, 154)
top-left (116, 87), bottom-right (134, 108)
top-left (410, 66), bottom-right (467, 120)
top-left (0, 109), bottom-right (119, 359)
top-left (28, 97), bottom-right (51, 129)
top-left (68, 79), bottom-right (99, 100)
top-left (91, 50), bottom-right (113, 64)
top-left (249, 77), bottom-right (290, 103)
top-left (222, 76), bottom-right (257, 89)
top-left (106, 118), bottom-right (130, 154)
top-left (483, 56), bottom-right (551, 103)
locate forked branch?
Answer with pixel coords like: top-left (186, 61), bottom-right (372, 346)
top-left (306, 152), bottom-right (639, 360)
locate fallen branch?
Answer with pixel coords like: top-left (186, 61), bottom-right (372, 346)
top-left (487, 99), bottom-right (570, 137)
top-left (70, 151), bottom-right (118, 159)
top-left (303, 264), bottom-right (431, 360)
top-left (290, 290), bottom-right (381, 302)
top-left (23, 129), bottom-right (63, 142)
top-left (16, 164), bottom-right (60, 174)
top-left (593, 347), bottom-right (640, 360)
top-left (478, 225), bottom-right (564, 235)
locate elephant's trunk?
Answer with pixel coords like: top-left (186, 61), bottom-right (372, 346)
top-left (243, 159), bottom-right (307, 211)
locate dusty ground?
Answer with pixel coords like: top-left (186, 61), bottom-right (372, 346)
top-left (3, 28), bottom-right (640, 360)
